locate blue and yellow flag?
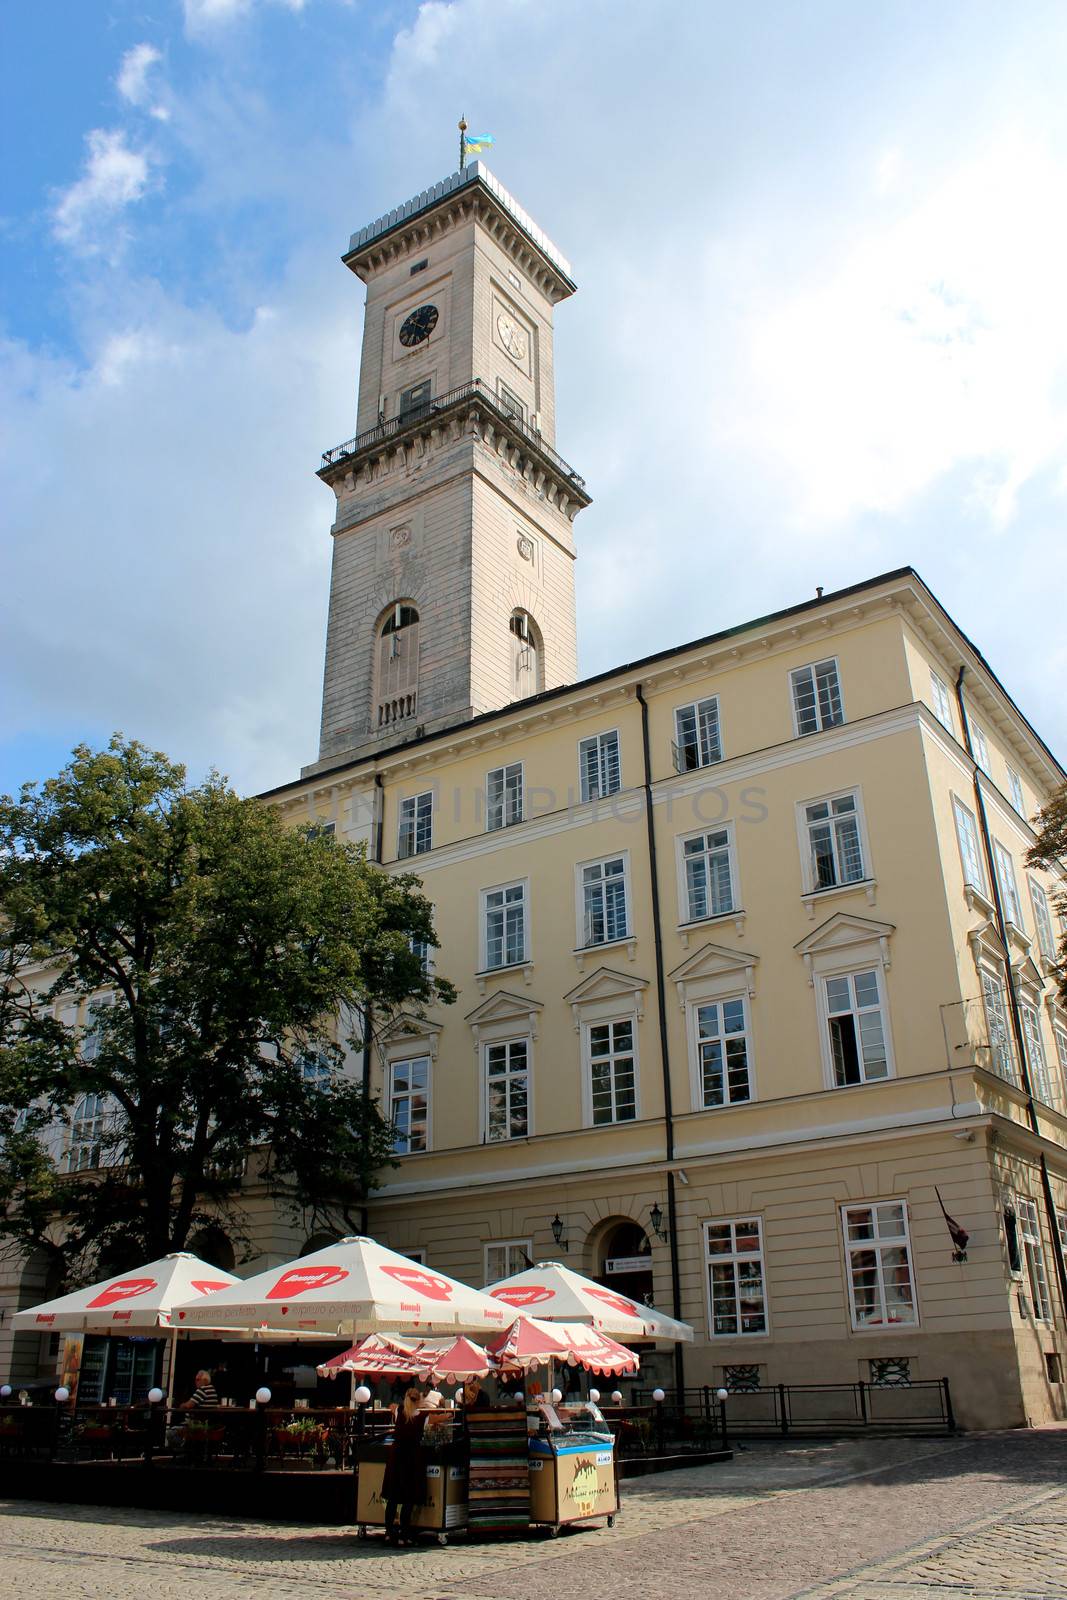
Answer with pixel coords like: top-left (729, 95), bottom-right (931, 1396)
top-left (464, 133), bottom-right (495, 154)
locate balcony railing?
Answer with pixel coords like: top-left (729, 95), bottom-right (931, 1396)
top-left (319, 378), bottom-right (586, 490)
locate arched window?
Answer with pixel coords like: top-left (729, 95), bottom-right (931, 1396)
top-left (510, 609), bottom-right (543, 698)
top-left (67, 1093), bottom-right (108, 1172)
top-left (376, 602), bottom-right (420, 728)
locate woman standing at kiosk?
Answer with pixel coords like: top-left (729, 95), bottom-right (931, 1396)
top-left (383, 1387), bottom-right (428, 1545)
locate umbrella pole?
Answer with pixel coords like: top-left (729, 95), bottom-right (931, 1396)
top-left (349, 1366), bottom-right (356, 1411)
top-left (165, 1325), bottom-right (178, 1407)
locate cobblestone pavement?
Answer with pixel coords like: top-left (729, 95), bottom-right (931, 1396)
top-left (0, 1431), bottom-right (1063, 1600)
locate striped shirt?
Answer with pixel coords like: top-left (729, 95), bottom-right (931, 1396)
top-left (190, 1383), bottom-right (219, 1408)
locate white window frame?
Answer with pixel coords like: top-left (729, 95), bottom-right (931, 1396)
top-left (1019, 1001), bottom-right (1054, 1105)
top-left (1053, 1021), bottom-right (1067, 1103)
top-left (930, 672), bottom-right (955, 732)
top-left (797, 788), bottom-right (870, 895)
top-left (970, 722), bottom-right (990, 774)
top-left (576, 852), bottom-right (631, 950)
top-left (578, 729), bottom-right (621, 803)
top-left (387, 1054), bottom-right (431, 1155)
top-left (673, 695), bottom-right (723, 772)
top-left (398, 790), bottom-right (433, 858)
top-left (952, 797), bottom-right (987, 895)
top-left (704, 1217), bottom-right (769, 1339)
top-left (486, 761), bottom-right (524, 832)
top-left (409, 933), bottom-right (433, 977)
top-left (979, 967), bottom-right (1018, 1085)
top-left (480, 879), bottom-right (530, 972)
top-left (1008, 767), bottom-right (1026, 816)
top-left (484, 1239), bottom-right (532, 1286)
top-left (80, 993), bottom-right (114, 1062)
top-left (841, 1201), bottom-right (919, 1331)
top-left (482, 1036), bottom-right (532, 1143)
top-left (67, 1092), bottom-right (111, 1173)
top-left (1029, 878), bottom-right (1057, 962)
top-left (677, 822), bottom-right (739, 925)
top-left (992, 839), bottom-right (1024, 930)
top-left (790, 656), bottom-right (844, 737)
top-left (1018, 1197), bottom-right (1052, 1322)
top-left (583, 1016), bottom-right (640, 1126)
top-left (820, 966), bottom-right (893, 1087)
top-left (690, 993), bottom-right (754, 1109)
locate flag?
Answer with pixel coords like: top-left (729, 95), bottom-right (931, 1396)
top-left (935, 1188), bottom-right (969, 1259)
top-left (465, 133), bottom-right (495, 153)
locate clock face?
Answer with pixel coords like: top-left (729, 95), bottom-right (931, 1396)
top-left (398, 304), bottom-right (439, 347)
top-left (496, 312), bottom-right (528, 362)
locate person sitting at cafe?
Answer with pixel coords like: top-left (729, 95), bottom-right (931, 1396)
top-left (180, 1370), bottom-right (219, 1410)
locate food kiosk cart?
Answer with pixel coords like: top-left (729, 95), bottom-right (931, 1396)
top-left (527, 1399), bottom-right (618, 1534)
top-left (355, 1412), bottom-right (469, 1545)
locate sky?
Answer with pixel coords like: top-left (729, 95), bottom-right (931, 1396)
top-left (2, 0), bottom-right (1066, 800)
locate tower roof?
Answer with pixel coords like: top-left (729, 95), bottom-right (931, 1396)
top-left (343, 162), bottom-right (575, 293)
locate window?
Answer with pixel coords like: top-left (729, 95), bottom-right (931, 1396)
top-left (399, 379), bottom-right (432, 420)
top-left (580, 856), bottom-right (629, 947)
top-left (682, 828), bottom-right (735, 921)
top-left (791, 658), bottom-right (844, 736)
top-left (376, 602), bottom-right (420, 727)
top-left (705, 1219), bottom-right (767, 1337)
top-left (486, 762), bottom-right (524, 831)
top-left (485, 1039), bottom-right (529, 1141)
top-left (673, 696), bottom-right (722, 772)
top-left (510, 609), bottom-right (543, 696)
top-left (1053, 1024), bottom-right (1067, 1101)
top-left (1029, 879), bottom-right (1057, 962)
top-left (578, 730), bottom-right (621, 803)
top-left (1018, 1198), bottom-right (1051, 1322)
top-left (1008, 767), bottom-right (1026, 816)
top-left (992, 840), bottom-right (1023, 929)
top-left (824, 969), bottom-right (889, 1085)
top-left (695, 997), bottom-right (751, 1107)
top-left (804, 792), bottom-right (865, 890)
top-left (398, 791), bottom-right (433, 858)
top-left (971, 723), bottom-right (990, 774)
top-left (485, 1240), bottom-right (531, 1284)
top-left (953, 799), bottom-right (986, 894)
top-left (482, 882), bottom-right (528, 970)
top-left (980, 970), bottom-right (1017, 1083)
top-left (497, 381), bottom-right (526, 423)
top-left (300, 1052), bottom-right (334, 1091)
top-left (81, 995), bottom-right (113, 1062)
top-left (588, 1019), bottom-right (637, 1124)
top-left (389, 1056), bottom-right (429, 1154)
top-left (842, 1202), bottom-right (917, 1328)
top-left (67, 1093), bottom-right (108, 1173)
top-left (410, 934), bottom-right (432, 976)
top-left (1019, 1003), bottom-right (1053, 1104)
top-left (930, 672), bottom-right (954, 732)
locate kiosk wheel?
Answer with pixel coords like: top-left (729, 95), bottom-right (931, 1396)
top-left (607, 1515), bottom-right (616, 1529)
top-left (437, 1533), bottom-right (448, 1547)
top-left (357, 1526), bottom-right (368, 1541)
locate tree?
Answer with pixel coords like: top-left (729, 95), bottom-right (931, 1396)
top-left (0, 736), bottom-right (454, 1285)
top-left (1026, 784), bottom-right (1067, 1003)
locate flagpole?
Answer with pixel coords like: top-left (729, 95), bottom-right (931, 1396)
top-left (458, 116), bottom-right (467, 171)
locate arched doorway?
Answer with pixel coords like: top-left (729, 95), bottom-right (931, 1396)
top-left (299, 1232), bottom-right (339, 1257)
top-left (186, 1226), bottom-right (236, 1273)
top-left (596, 1220), bottom-right (654, 1308)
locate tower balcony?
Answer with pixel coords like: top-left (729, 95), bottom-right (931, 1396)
top-left (318, 378), bottom-right (590, 511)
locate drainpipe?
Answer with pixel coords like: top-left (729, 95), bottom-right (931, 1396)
top-left (636, 685), bottom-right (686, 1400)
top-left (360, 774), bottom-right (385, 1238)
top-left (953, 667), bottom-right (1067, 1318)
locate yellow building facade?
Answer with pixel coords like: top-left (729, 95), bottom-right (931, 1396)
top-left (262, 165), bottom-right (1067, 1430)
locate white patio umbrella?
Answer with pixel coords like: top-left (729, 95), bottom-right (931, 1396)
top-left (485, 1260), bottom-right (694, 1342)
top-left (172, 1236), bottom-right (518, 1339)
top-left (12, 1251), bottom-right (240, 1404)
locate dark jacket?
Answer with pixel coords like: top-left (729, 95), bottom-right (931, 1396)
top-left (382, 1409), bottom-right (427, 1504)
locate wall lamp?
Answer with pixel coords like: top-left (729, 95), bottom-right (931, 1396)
top-left (550, 1213), bottom-right (569, 1250)
top-left (649, 1201), bottom-right (669, 1243)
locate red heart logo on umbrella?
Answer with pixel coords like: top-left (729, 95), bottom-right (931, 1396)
top-left (587, 1288), bottom-right (641, 1316)
top-left (380, 1266), bottom-right (454, 1301)
top-left (490, 1285), bottom-right (553, 1306)
top-left (265, 1266), bottom-right (348, 1300)
top-left (87, 1277), bottom-right (157, 1309)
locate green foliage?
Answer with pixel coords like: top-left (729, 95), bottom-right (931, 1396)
top-left (1026, 784), bottom-right (1067, 1003)
top-left (0, 736), bottom-right (455, 1283)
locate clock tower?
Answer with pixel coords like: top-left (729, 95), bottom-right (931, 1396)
top-left (306, 162), bottom-right (590, 777)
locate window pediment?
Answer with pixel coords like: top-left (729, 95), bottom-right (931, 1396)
top-left (1011, 954), bottom-right (1045, 999)
top-left (967, 920), bottom-right (1009, 968)
top-left (563, 966), bottom-right (648, 1032)
top-left (380, 1012), bottom-right (442, 1062)
top-left (668, 942), bottom-right (758, 1009)
top-left (465, 989), bottom-right (543, 1047)
top-left (795, 913), bottom-right (894, 986)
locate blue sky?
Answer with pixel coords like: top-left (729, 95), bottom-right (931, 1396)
top-left (3, 0), bottom-right (1067, 799)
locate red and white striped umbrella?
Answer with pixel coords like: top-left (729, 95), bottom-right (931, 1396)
top-left (486, 1315), bottom-right (639, 1375)
top-left (316, 1332), bottom-right (435, 1379)
top-left (486, 1261), bottom-right (693, 1342)
top-left (173, 1236), bottom-right (516, 1337)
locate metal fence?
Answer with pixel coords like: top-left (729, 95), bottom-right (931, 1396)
top-left (631, 1379), bottom-right (955, 1436)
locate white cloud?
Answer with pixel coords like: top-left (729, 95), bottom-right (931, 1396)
top-left (182, 0), bottom-right (307, 34)
top-left (51, 129), bottom-right (152, 253)
top-left (116, 43), bottom-right (162, 107)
